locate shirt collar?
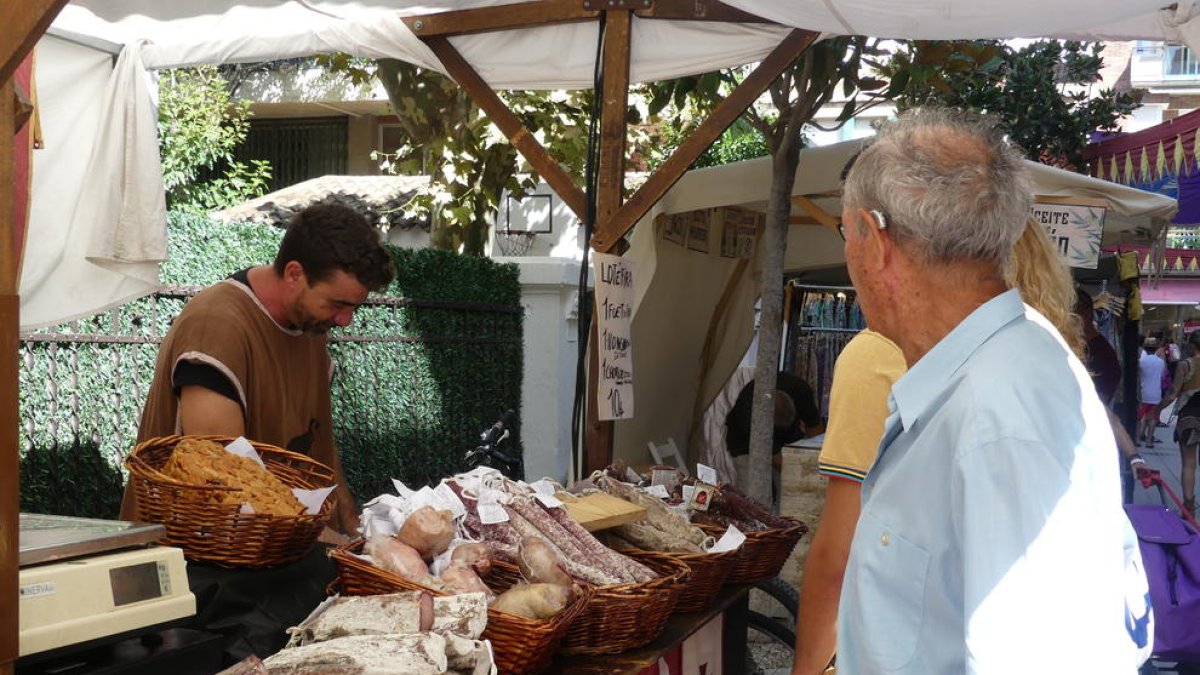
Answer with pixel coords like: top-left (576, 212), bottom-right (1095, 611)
top-left (890, 288), bottom-right (1025, 431)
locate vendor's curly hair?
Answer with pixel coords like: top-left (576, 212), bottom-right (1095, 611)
top-left (275, 203), bottom-right (394, 291)
top-left (1006, 218), bottom-right (1086, 360)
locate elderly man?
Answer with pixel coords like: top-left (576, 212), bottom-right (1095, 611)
top-left (836, 109), bottom-right (1142, 673)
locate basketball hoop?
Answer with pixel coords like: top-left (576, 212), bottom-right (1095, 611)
top-left (495, 229), bottom-right (536, 257)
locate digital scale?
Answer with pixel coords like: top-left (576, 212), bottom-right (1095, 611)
top-left (18, 514), bottom-right (196, 658)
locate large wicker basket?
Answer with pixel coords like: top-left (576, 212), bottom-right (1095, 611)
top-left (613, 548), bottom-right (736, 613)
top-left (125, 435), bottom-right (335, 569)
top-left (699, 519), bottom-right (807, 585)
top-left (558, 552), bottom-right (691, 655)
top-left (330, 541), bottom-right (591, 674)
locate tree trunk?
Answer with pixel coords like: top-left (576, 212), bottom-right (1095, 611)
top-left (745, 131), bottom-right (802, 507)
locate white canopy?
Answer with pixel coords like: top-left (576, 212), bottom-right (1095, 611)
top-left (21, 0), bottom-right (1196, 329)
top-left (722, 0), bottom-right (1188, 41)
top-left (614, 140), bottom-right (1177, 467)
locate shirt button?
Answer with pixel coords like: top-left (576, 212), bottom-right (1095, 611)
top-left (880, 532), bottom-right (890, 546)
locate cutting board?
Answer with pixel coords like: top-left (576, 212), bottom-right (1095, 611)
top-left (555, 492), bottom-right (645, 532)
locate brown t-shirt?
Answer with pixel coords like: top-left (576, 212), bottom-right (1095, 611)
top-left (121, 277), bottom-right (350, 530)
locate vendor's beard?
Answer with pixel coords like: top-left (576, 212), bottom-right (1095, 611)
top-left (301, 321), bottom-right (334, 336)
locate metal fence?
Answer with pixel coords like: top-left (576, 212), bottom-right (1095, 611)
top-left (19, 285), bottom-right (524, 516)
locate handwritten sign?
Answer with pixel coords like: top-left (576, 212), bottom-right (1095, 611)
top-left (1030, 197), bottom-right (1107, 269)
top-left (594, 252), bottom-right (635, 420)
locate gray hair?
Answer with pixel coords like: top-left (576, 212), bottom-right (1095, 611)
top-left (842, 108), bottom-right (1032, 268)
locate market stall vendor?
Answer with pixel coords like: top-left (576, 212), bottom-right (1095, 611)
top-left (120, 203), bottom-right (393, 536)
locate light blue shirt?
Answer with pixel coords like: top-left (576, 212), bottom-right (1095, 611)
top-left (838, 289), bottom-right (1138, 674)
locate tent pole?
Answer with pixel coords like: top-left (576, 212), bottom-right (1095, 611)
top-left (584, 8), bottom-right (632, 473)
top-left (0, 75), bottom-right (18, 675)
top-left (1, 6), bottom-right (64, 670)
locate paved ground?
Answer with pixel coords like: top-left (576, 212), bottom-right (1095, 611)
top-left (1132, 418), bottom-right (1192, 510)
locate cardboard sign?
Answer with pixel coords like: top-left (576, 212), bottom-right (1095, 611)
top-left (594, 252), bottom-right (635, 420)
top-left (1030, 196), bottom-right (1107, 269)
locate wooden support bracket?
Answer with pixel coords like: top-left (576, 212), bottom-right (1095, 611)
top-left (589, 28), bottom-right (819, 252)
top-left (424, 36), bottom-right (589, 221)
top-left (634, 0), bottom-right (773, 23)
top-left (791, 195), bottom-right (841, 238)
top-left (404, 0), bottom-right (598, 38)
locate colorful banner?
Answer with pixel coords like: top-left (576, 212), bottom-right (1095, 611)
top-left (1030, 198), bottom-right (1107, 269)
top-left (1085, 108), bottom-right (1200, 225)
top-left (594, 252), bottom-right (635, 421)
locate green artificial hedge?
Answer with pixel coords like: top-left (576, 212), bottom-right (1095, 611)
top-left (19, 211), bottom-right (523, 517)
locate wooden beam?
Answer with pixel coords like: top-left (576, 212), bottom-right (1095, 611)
top-left (595, 10), bottom-right (632, 241)
top-left (790, 195), bottom-right (841, 238)
top-left (0, 0), bottom-right (69, 85)
top-left (0, 78), bottom-right (17, 675)
top-left (1, 81), bottom-right (16, 296)
top-left (585, 9), bottom-right (633, 473)
top-left (589, 28), bottom-right (819, 251)
top-left (788, 215), bottom-right (821, 226)
top-left (424, 36), bottom-right (588, 221)
top-left (404, 0), bottom-right (598, 38)
top-left (635, 0), bottom-right (773, 23)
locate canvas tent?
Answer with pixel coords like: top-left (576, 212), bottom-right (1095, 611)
top-left (2, 1), bottom-right (1198, 669)
top-left (614, 140), bottom-right (1178, 469)
top-left (16, 0), bottom-right (1197, 329)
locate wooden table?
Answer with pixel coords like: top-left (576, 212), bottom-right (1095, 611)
top-left (550, 584), bottom-right (751, 673)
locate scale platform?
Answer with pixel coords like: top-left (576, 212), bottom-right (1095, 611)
top-left (18, 514), bottom-right (196, 658)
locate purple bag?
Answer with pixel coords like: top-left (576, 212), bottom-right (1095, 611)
top-left (1126, 503), bottom-right (1200, 661)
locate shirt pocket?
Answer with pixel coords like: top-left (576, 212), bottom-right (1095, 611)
top-left (853, 510), bottom-right (931, 672)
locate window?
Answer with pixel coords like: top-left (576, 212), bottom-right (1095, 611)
top-left (378, 122), bottom-right (405, 154)
top-left (1135, 40), bottom-right (1163, 57)
top-left (1164, 45), bottom-right (1200, 78)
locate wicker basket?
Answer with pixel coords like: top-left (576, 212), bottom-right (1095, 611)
top-left (125, 435), bottom-right (335, 569)
top-left (614, 548), bottom-right (736, 613)
top-left (699, 519), bottom-right (807, 585)
top-left (330, 542), bottom-right (591, 674)
top-left (559, 552), bottom-right (691, 656)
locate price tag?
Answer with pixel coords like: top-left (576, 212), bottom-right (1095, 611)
top-left (696, 463), bottom-right (718, 485)
top-left (534, 492), bottom-right (564, 509)
top-left (650, 469), bottom-right (678, 492)
top-left (645, 484), bottom-right (670, 499)
top-left (681, 485), bottom-right (695, 502)
top-left (710, 525), bottom-right (746, 553)
top-left (530, 480), bottom-right (557, 496)
top-left (478, 503), bottom-right (509, 524)
top-left (434, 482), bottom-right (467, 519)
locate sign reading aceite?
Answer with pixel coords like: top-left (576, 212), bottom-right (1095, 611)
top-left (1030, 196), bottom-right (1108, 270)
top-left (594, 252), bottom-right (635, 421)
